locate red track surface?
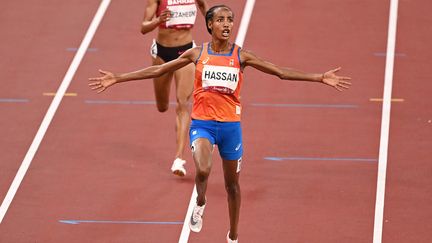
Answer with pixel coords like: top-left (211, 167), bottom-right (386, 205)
top-left (0, 0), bottom-right (431, 242)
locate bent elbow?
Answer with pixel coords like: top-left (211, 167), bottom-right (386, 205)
top-left (140, 27), bottom-right (149, 35)
top-left (140, 24), bottom-right (152, 35)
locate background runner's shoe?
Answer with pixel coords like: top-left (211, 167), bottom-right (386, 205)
top-left (189, 202), bottom-right (206, 232)
top-left (171, 158), bottom-right (186, 176)
top-left (226, 231), bottom-right (238, 243)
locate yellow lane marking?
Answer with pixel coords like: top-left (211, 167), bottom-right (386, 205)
top-left (369, 98), bottom-right (404, 102)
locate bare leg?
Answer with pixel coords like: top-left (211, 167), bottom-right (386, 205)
top-left (152, 56), bottom-right (173, 112)
top-left (152, 56), bottom-right (188, 175)
top-left (191, 138), bottom-right (213, 206)
top-left (174, 63), bottom-right (194, 159)
top-left (222, 158), bottom-right (241, 240)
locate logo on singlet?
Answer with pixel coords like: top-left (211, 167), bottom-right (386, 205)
top-left (202, 57), bottom-right (210, 64)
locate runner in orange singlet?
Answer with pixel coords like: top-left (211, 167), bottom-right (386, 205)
top-left (89, 5), bottom-right (351, 242)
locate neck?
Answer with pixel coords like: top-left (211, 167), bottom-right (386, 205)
top-left (210, 40), bottom-right (230, 53)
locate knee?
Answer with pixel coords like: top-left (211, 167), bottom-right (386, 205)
top-left (225, 182), bottom-right (240, 196)
top-left (156, 103), bottom-right (169, 113)
top-left (176, 99), bottom-right (189, 113)
top-left (196, 167), bottom-right (211, 182)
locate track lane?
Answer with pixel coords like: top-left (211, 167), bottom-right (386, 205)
top-left (234, 0), bottom-right (388, 242)
top-left (382, 0), bottom-right (432, 242)
top-left (2, 0), bottom-right (428, 242)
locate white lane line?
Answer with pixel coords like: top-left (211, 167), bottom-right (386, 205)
top-left (178, 185), bottom-right (198, 243)
top-left (373, 0), bottom-right (399, 242)
top-left (178, 1), bottom-right (255, 242)
top-left (0, 0), bottom-right (112, 223)
top-left (235, 0), bottom-right (256, 47)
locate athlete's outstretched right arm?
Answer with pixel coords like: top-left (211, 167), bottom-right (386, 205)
top-left (89, 47), bottom-right (199, 93)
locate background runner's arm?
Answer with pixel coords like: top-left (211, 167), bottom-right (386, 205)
top-left (196, 0), bottom-right (209, 16)
top-left (141, 0), bottom-right (169, 34)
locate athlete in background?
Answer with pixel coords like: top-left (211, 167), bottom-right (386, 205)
top-left (141, 0), bottom-right (208, 177)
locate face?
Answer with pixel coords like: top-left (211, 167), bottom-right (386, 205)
top-left (208, 8), bottom-right (234, 40)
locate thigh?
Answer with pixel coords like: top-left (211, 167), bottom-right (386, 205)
top-left (222, 158), bottom-right (241, 185)
top-left (189, 119), bottom-right (217, 147)
top-left (191, 137), bottom-right (214, 170)
top-left (152, 56), bottom-right (173, 105)
top-left (217, 122), bottom-right (243, 161)
top-left (174, 62), bottom-right (195, 102)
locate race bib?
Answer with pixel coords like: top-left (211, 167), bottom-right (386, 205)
top-left (202, 65), bottom-right (240, 94)
top-left (166, 4), bottom-right (197, 27)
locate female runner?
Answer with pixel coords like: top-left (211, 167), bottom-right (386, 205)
top-left (90, 5), bottom-right (351, 242)
top-left (141, 0), bottom-right (208, 177)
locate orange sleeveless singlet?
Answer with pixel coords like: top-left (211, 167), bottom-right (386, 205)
top-left (191, 43), bottom-right (244, 122)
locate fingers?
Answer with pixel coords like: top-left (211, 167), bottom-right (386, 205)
top-left (329, 67), bottom-right (341, 73)
top-left (88, 80), bottom-right (107, 93)
top-left (88, 70), bottom-right (115, 93)
top-left (159, 9), bottom-right (171, 22)
top-left (338, 83), bottom-right (351, 89)
top-left (89, 83), bottom-right (106, 93)
top-left (324, 67), bottom-right (352, 92)
top-left (340, 76), bottom-right (352, 81)
top-left (89, 70), bottom-right (109, 81)
top-left (334, 86), bottom-right (343, 92)
top-left (333, 81), bottom-right (350, 91)
top-left (89, 83), bottom-right (102, 89)
top-left (88, 82), bottom-right (100, 88)
top-left (340, 81), bottom-right (352, 87)
top-left (97, 87), bottom-right (106, 93)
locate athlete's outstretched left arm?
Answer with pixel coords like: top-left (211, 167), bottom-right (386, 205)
top-left (240, 49), bottom-right (351, 91)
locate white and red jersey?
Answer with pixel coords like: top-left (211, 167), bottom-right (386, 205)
top-left (192, 43), bottom-right (244, 122)
top-left (157, 0), bottom-right (197, 29)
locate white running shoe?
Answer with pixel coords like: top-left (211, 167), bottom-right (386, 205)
top-left (226, 231), bottom-right (238, 243)
top-left (189, 201), bottom-right (206, 232)
top-left (171, 158), bottom-right (186, 177)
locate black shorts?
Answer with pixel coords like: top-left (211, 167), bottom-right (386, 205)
top-left (150, 39), bottom-right (194, 62)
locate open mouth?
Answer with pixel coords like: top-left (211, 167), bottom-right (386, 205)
top-left (222, 29), bottom-right (230, 37)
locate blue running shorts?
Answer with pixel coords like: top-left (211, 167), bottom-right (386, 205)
top-left (189, 119), bottom-right (243, 161)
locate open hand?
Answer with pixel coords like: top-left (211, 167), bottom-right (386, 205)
top-left (322, 67), bottom-right (352, 91)
top-left (88, 69), bottom-right (117, 93)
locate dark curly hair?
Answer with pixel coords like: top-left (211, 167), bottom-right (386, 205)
top-left (205, 5), bottom-right (234, 34)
